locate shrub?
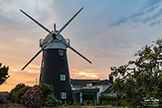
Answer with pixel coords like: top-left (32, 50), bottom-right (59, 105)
top-left (100, 95), bottom-right (117, 102)
top-left (20, 86), bottom-right (44, 108)
top-left (78, 102), bottom-right (81, 106)
top-left (63, 101), bottom-right (68, 106)
top-left (10, 92), bottom-right (16, 103)
top-left (44, 94), bottom-right (58, 107)
top-left (68, 100), bottom-right (71, 106)
top-left (99, 95), bottom-right (117, 106)
top-left (89, 101), bottom-right (93, 106)
top-left (15, 86), bottom-right (31, 103)
top-left (95, 101), bottom-right (97, 106)
top-left (84, 100), bottom-right (88, 106)
top-left (57, 100), bottom-right (62, 106)
top-left (9, 83), bottom-right (25, 100)
top-left (73, 101), bottom-right (78, 106)
top-left (38, 83), bottom-right (54, 98)
top-left (101, 101), bottom-right (104, 106)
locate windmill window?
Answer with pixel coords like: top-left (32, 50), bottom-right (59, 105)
top-left (41, 61), bottom-right (44, 68)
top-left (60, 74), bottom-right (66, 81)
top-left (58, 50), bottom-right (63, 56)
top-left (61, 92), bottom-right (66, 99)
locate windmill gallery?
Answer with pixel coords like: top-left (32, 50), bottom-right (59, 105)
top-left (20, 8), bottom-right (92, 102)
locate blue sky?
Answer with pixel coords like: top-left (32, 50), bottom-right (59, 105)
top-left (1, 0), bottom-right (162, 91)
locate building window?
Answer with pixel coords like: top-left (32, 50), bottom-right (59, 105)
top-left (58, 50), bottom-right (63, 56)
top-left (83, 92), bottom-right (96, 102)
top-left (41, 61), bottom-right (44, 68)
top-left (60, 74), bottom-right (66, 81)
top-left (61, 92), bottom-right (66, 99)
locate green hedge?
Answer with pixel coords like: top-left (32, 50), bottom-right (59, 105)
top-left (99, 95), bottom-right (117, 106)
top-left (99, 95), bottom-right (117, 102)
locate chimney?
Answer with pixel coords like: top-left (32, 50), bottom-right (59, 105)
top-left (109, 75), bottom-right (113, 84)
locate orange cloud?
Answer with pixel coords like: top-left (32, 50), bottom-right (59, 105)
top-left (71, 70), bottom-right (99, 79)
top-left (79, 72), bottom-right (98, 78)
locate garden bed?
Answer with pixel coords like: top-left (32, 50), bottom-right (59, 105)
top-left (0, 103), bottom-right (123, 108)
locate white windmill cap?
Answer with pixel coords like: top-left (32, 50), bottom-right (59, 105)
top-left (43, 33), bottom-right (67, 50)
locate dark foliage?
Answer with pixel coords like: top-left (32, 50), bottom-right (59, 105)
top-left (44, 94), bottom-right (58, 107)
top-left (15, 86), bottom-right (31, 103)
top-left (37, 83), bottom-right (54, 98)
top-left (0, 63), bottom-right (9, 85)
top-left (9, 83), bottom-right (25, 102)
top-left (110, 38), bottom-right (162, 107)
top-left (99, 95), bottom-right (117, 102)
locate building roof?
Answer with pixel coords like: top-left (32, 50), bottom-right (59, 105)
top-left (71, 79), bottom-right (100, 87)
top-left (101, 84), bottom-right (113, 94)
top-left (73, 88), bottom-right (99, 93)
top-left (71, 79), bottom-right (111, 87)
top-left (92, 79), bottom-right (110, 86)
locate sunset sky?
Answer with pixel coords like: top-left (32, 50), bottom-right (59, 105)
top-left (1, 0), bottom-right (162, 91)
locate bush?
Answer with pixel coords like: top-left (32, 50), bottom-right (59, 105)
top-left (73, 101), bottom-right (78, 106)
top-left (20, 86), bottom-right (44, 108)
top-left (95, 101), bottom-right (97, 106)
top-left (84, 100), bottom-right (88, 106)
top-left (99, 95), bottom-right (117, 106)
top-left (15, 86), bottom-right (31, 103)
top-left (89, 101), bottom-right (93, 106)
top-left (57, 100), bottom-right (62, 106)
top-left (68, 100), bottom-right (71, 106)
top-left (38, 83), bottom-right (54, 98)
top-left (100, 95), bottom-right (117, 102)
top-left (44, 94), bottom-right (58, 107)
top-left (9, 83), bottom-right (25, 100)
top-left (78, 102), bottom-right (81, 106)
top-left (63, 101), bottom-right (68, 106)
top-left (10, 92), bottom-right (16, 103)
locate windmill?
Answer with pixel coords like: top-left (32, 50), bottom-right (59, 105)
top-left (20, 7), bottom-right (92, 102)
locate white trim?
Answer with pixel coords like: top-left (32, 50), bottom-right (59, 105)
top-left (42, 33), bottom-right (67, 50)
top-left (80, 92), bottom-right (83, 103)
top-left (45, 40), bottom-right (67, 50)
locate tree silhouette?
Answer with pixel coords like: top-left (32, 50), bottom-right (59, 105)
top-left (0, 63), bottom-right (9, 85)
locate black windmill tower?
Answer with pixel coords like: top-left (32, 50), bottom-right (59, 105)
top-left (21, 7), bottom-right (92, 102)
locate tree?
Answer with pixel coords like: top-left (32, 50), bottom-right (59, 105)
top-left (110, 38), bottom-right (162, 107)
top-left (0, 63), bottom-right (9, 85)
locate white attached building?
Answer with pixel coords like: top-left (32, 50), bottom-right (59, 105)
top-left (71, 76), bottom-right (116, 103)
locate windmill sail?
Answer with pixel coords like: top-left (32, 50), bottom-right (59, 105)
top-left (21, 7), bottom-right (91, 70)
